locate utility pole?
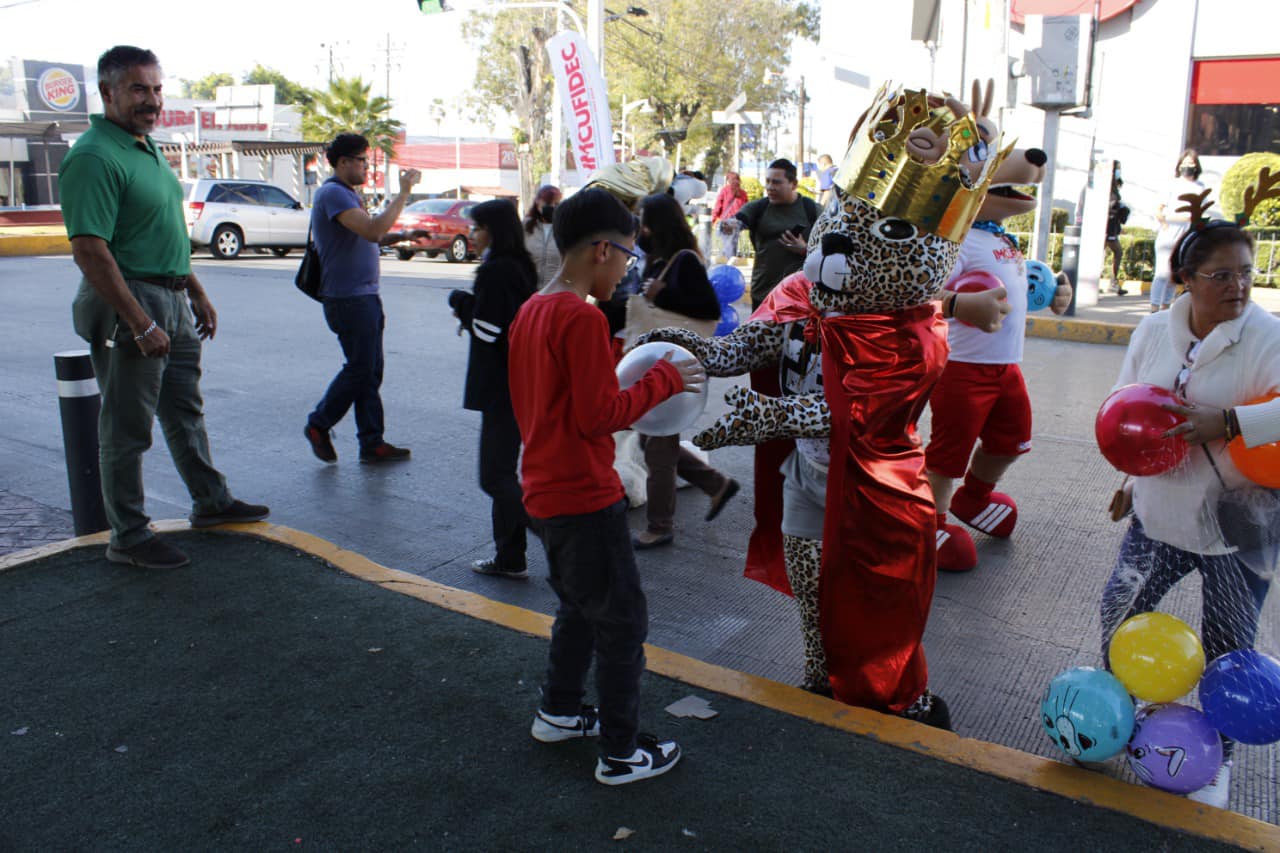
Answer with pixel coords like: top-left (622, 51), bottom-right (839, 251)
top-left (796, 75), bottom-right (806, 166)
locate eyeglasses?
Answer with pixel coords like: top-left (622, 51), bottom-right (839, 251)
top-left (594, 239), bottom-right (640, 270)
top-left (1193, 269), bottom-right (1257, 286)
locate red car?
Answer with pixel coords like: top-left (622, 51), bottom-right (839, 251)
top-left (392, 198), bottom-right (477, 262)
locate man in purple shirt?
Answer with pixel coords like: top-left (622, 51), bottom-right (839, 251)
top-left (304, 133), bottom-right (423, 464)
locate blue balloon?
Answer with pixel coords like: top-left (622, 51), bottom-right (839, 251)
top-left (1199, 649), bottom-right (1280, 745)
top-left (1025, 259), bottom-right (1057, 312)
top-left (714, 302), bottom-right (740, 337)
top-left (708, 264), bottom-right (746, 305)
top-left (1040, 666), bottom-right (1135, 762)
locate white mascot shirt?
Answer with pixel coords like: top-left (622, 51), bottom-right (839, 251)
top-left (945, 228), bottom-right (1029, 365)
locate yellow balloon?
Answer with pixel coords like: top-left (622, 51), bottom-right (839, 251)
top-left (1108, 613), bottom-right (1205, 703)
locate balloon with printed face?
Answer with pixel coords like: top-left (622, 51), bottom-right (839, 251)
top-left (1108, 612), bottom-right (1205, 703)
top-left (1227, 393), bottom-right (1280, 488)
top-left (707, 264), bottom-right (746, 305)
top-left (1025, 259), bottom-right (1057, 312)
top-left (1126, 703), bottom-right (1223, 794)
top-left (1040, 667), bottom-right (1135, 762)
top-left (1199, 649), bottom-right (1280, 745)
top-left (1095, 384), bottom-right (1190, 477)
top-left (616, 342), bottom-right (708, 436)
top-left (714, 303), bottom-right (740, 337)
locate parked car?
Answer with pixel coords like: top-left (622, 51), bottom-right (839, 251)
top-left (182, 179), bottom-right (311, 260)
top-left (392, 198), bottom-right (477, 262)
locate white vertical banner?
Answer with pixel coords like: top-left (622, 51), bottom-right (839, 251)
top-left (547, 31), bottom-right (615, 173)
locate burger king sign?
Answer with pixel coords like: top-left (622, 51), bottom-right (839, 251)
top-left (22, 59), bottom-right (89, 121)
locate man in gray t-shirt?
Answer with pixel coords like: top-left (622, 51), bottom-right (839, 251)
top-left (735, 158), bottom-right (819, 309)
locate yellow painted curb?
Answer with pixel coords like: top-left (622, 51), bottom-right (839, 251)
top-left (1025, 316), bottom-right (1133, 346)
top-left (0, 234), bottom-right (71, 256)
top-left (2, 522), bottom-right (1277, 851)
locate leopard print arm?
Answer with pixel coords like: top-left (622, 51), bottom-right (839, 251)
top-left (693, 386), bottom-right (832, 450)
top-left (765, 391), bottom-right (832, 440)
top-left (636, 320), bottom-right (787, 377)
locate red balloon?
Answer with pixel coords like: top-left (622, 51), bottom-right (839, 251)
top-left (944, 270), bottom-right (1003, 294)
top-left (1095, 384), bottom-right (1189, 476)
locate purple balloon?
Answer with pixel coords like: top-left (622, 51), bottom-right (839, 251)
top-left (1125, 703), bottom-right (1223, 794)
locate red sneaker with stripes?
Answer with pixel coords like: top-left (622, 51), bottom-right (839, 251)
top-left (949, 486), bottom-right (1018, 538)
top-left (936, 520), bottom-right (978, 572)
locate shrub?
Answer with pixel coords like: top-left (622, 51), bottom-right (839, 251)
top-left (1004, 207), bottom-right (1069, 233)
top-left (741, 176), bottom-right (763, 202)
top-left (1219, 152), bottom-right (1280, 223)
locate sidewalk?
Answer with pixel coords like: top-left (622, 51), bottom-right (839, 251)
top-left (0, 225), bottom-right (69, 257)
top-left (2, 524), bottom-right (1272, 851)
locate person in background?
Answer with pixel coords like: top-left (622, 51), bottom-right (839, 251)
top-left (61, 44), bottom-right (269, 570)
top-left (816, 154), bottom-right (837, 208)
top-left (449, 199), bottom-right (538, 579)
top-left (524, 184), bottom-right (562, 288)
top-left (710, 171), bottom-right (748, 262)
top-left (735, 159), bottom-right (820, 309)
top-left (508, 188), bottom-right (705, 786)
top-left (627, 193), bottom-right (739, 549)
top-left (1100, 217), bottom-right (1280, 810)
top-left (1150, 149), bottom-right (1206, 312)
top-left (303, 134), bottom-right (425, 464)
top-left (1105, 178), bottom-right (1131, 296)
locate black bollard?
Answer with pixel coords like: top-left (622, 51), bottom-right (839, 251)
top-left (54, 350), bottom-right (108, 536)
top-left (1061, 224), bottom-right (1082, 317)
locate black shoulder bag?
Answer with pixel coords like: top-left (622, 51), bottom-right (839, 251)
top-left (295, 222), bottom-right (323, 302)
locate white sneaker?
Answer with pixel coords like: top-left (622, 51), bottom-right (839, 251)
top-left (530, 705), bottom-right (600, 743)
top-left (1187, 761), bottom-right (1232, 809)
top-left (594, 735), bottom-right (682, 786)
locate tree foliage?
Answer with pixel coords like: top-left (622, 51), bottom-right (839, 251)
top-left (462, 0), bottom-right (815, 201)
top-left (301, 76), bottom-right (403, 164)
top-left (244, 65), bottom-right (314, 108)
top-left (180, 72), bottom-right (235, 100)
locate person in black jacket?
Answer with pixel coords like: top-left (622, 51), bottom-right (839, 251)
top-left (630, 193), bottom-right (739, 549)
top-left (448, 199), bottom-right (538, 578)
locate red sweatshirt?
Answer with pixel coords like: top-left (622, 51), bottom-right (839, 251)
top-left (509, 291), bottom-right (684, 519)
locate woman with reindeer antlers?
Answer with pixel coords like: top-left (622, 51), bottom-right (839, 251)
top-left (1099, 170), bottom-right (1280, 810)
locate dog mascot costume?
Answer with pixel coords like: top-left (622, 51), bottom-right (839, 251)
top-left (925, 105), bottom-right (1073, 572)
top-left (639, 84), bottom-right (1010, 725)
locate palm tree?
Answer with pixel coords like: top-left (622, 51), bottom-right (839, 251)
top-left (302, 76), bottom-right (403, 168)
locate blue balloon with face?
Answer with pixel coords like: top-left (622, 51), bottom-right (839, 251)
top-left (1040, 666), bottom-right (1135, 762)
top-left (1025, 259), bottom-right (1057, 312)
top-left (708, 264), bottom-right (746, 306)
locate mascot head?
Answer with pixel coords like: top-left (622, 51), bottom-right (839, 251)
top-left (583, 156), bottom-right (707, 213)
top-left (803, 81), bottom-right (1009, 314)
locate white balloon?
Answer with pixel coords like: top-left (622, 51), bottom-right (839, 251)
top-left (615, 342), bottom-right (708, 436)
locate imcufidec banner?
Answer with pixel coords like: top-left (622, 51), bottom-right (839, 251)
top-left (546, 31), bottom-right (615, 174)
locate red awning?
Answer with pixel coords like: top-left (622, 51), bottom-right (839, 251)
top-left (1010, 0), bottom-right (1137, 24)
top-left (1191, 58), bottom-right (1280, 105)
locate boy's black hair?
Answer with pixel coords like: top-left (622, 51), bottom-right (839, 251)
top-left (97, 46), bottom-right (159, 88)
top-left (326, 133), bottom-right (369, 168)
top-left (552, 188), bottom-right (637, 253)
top-left (768, 158), bottom-right (798, 183)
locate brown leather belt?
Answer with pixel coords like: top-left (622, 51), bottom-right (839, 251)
top-left (138, 275), bottom-right (189, 290)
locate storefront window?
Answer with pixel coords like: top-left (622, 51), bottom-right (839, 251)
top-left (1186, 104), bottom-right (1280, 157)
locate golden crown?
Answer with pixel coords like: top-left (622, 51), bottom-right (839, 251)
top-left (837, 84), bottom-right (1011, 243)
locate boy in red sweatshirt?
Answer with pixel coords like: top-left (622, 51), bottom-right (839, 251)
top-left (508, 188), bottom-right (706, 786)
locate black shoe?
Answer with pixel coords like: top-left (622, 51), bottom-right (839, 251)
top-left (190, 499), bottom-right (270, 528)
top-left (800, 680), bottom-right (833, 698)
top-left (471, 557), bottom-right (528, 579)
top-left (359, 442), bottom-right (411, 463)
top-left (632, 530), bottom-right (674, 550)
top-left (900, 690), bottom-right (952, 731)
top-left (595, 734), bottom-right (682, 786)
top-left (305, 425), bottom-right (337, 463)
top-left (705, 478), bottom-right (741, 521)
top-left (105, 537), bottom-right (190, 569)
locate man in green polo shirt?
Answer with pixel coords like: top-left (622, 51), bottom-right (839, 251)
top-left (61, 45), bottom-right (268, 570)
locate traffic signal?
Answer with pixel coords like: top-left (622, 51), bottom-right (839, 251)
top-left (417, 0), bottom-right (452, 12)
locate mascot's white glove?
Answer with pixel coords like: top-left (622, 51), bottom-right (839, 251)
top-left (952, 286), bottom-right (1011, 333)
top-left (1051, 271), bottom-right (1073, 315)
top-left (693, 386), bottom-right (830, 450)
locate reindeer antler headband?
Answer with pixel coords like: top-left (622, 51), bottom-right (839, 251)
top-left (1174, 167), bottom-right (1280, 267)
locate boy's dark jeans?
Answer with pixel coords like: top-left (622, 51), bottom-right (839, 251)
top-left (532, 499), bottom-right (648, 759)
top-left (309, 294), bottom-right (386, 451)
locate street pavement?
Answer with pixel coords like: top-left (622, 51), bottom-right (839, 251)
top-left (0, 253), bottom-right (1276, 824)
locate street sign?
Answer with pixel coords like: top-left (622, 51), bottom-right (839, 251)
top-left (711, 110), bottom-right (762, 126)
top-left (722, 92), bottom-right (746, 114)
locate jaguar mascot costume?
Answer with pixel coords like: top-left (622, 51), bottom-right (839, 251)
top-left (639, 83), bottom-right (1011, 727)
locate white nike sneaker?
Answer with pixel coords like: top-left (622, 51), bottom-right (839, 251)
top-left (1187, 761), bottom-right (1232, 809)
top-left (530, 705), bottom-right (600, 743)
top-left (594, 734), bottom-right (682, 786)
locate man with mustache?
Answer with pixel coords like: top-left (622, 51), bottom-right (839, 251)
top-left (60, 45), bottom-right (269, 570)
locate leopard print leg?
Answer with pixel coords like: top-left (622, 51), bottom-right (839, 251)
top-left (783, 534), bottom-right (829, 693)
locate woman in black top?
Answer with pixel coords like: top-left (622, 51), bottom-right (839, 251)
top-left (448, 200), bottom-right (538, 578)
top-left (631, 193), bottom-right (739, 549)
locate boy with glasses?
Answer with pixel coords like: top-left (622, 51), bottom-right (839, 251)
top-left (508, 188), bottom-right (705, 785)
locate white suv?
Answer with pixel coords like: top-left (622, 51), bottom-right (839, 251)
top-left (183, 179), bottom-right (311, 260)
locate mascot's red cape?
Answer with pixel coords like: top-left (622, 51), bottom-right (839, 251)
top-left (744, 271), bottom-right (950, 711)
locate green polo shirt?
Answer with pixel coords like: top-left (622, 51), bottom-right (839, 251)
top-left (59, 114), bottom-right (190, 279)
